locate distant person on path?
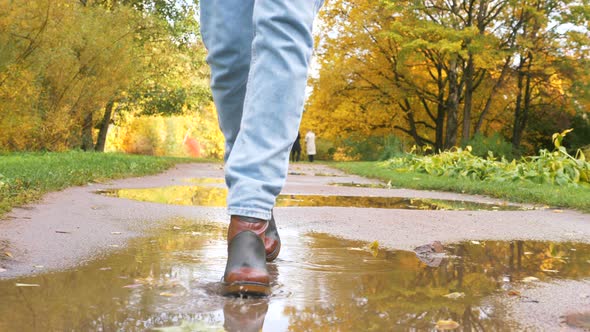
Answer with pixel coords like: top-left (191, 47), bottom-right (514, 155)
top-left (305, 130), bottom-right (316, 162)
top-left (200, 0), bottom-right (324, 296)
top-left (291, 132), bottom-right (302, 162)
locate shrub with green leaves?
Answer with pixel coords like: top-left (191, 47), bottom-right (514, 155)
top-left (386, 130), bottom-right (590, 186)
top-left (463, 132), bottom-right (513, 160)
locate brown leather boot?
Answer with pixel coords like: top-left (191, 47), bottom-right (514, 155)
top-left (227, 214), bottom-right (281, 262)
top-left (265, 213), bottom-right (281, 262)
top-left (222, 216), bottom-right (271, 296)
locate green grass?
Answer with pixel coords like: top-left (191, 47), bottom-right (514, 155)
top-left (334, 161), bottom-right (590, 212)
top-left (0, 151), bottom-right (207, 216)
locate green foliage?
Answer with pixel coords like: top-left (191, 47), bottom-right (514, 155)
top-left (313, 138), bottom-right (336, 161)
top-left (566, 114), bottom-right (590, 152)
top-left (386, 131), bottom-right (590, 186)
top-left (335, 161), bottom-right (590, 212)
top-left (463, 133), bottom-right (513, 160)
top-left (0, 151), bottom-right (199, 216)
top-left (339, 135), bottom-right (406, 161)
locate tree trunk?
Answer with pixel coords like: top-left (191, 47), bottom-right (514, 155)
top-left (95, 100), bottom-right (115, 152)
top-left (435, 65), bottom-right (445, 152)
top-left (81, 111), bottom-right (94, 151)
top-left (444, 57), bottom-right (460, 149)
top-left (462, 55), bottom-right (474, 145)
top-left (512, 59), bottom-right (526, 153)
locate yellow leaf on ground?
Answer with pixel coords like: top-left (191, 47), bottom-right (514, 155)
top-left (15, 283), bottom-right (40, 287)
top-left (159, 292), bottom-right (179, 297)
top-left (443, 292), bottom-right (465, 299)
top-left (435, 319), bottom-right (460, 330)
top-left (4, 252), bottom-right (13, 258)
top-left (507, 290), bottom-right (521, 296)
top-left (523, 276), bottom-right (540, 283)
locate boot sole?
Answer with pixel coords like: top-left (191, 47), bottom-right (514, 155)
top-left (222, 282), bottom-right (271, 297)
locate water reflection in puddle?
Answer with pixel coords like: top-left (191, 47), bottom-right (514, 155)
top-left (2, 220), bottom-right (590, 331)
top-left (99, 185), bottom-right (523, 211)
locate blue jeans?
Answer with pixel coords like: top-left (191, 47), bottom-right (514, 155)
top-left (200, 0), bottom-right (324, 220)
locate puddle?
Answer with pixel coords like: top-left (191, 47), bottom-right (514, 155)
top-left (2, 220), bottom-right (590, 331)
top-left (99, 185), bottom-right (524, 211)
top-left (330, 181), bottom-right (391, 189)
top-left (182, 178), bottom-right (225, 185)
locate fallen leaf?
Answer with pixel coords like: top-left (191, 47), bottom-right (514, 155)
top-left (368, 241), bottom-right (379, 257)
top-left (99, 267), bottom-right (112, 271)
top-left (172, 226), bottom-right (181, 230)
top-left (553, 209), bottom-right (564, 213)
top-left (470, 240), bottom-right (481, 245)
top-left (541, 268), bottom-right (559, 273)
top-left (522, 276), bottom-right (539, 283)
top-left (159, 292), bottom-right (179, 297)
top-left (4, 252), bottom-right (13, 258)
top-left (123, 284), bottom-right (142, 289)
top-left (524, 251), bottom-right (533, 255)
top-left (435, 319), bottom-right (460, 330)
top-left (443, 292), bottom-right (465, 299)
top-left (15, 283), bottom-right (40, 287)
top-left (507, 290), bottom-right (521, 296)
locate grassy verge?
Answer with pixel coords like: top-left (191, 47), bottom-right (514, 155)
top-left (334, 161), bottom-right (590, 212)
top-left (0, 151), bottom-right (208, 217)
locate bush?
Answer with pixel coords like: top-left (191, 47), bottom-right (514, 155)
top-left (339, 135), bottom-right (406, 161)
top-left (386, 130), bottom-right (590, 186)
top-left (463, 132), bottom-right (513, 160)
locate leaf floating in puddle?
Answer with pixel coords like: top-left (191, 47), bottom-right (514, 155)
top-left (15, 283), bottom-right (40, 287)
top-left (522, 276), bottom-right (540, 283)
top-left (435, 319), bottom-right (460, 330)
top-left (123, 284), bottom-right (143, 289)
top-left (368, 241), bottom-right (379, 257)
top-left (507, 290), bottom-right (521, 296)
top-left (443, 292), bottom-right (465, 299)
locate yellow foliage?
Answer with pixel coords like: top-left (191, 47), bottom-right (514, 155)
top-left (106, 104), bottom-right (224, 159)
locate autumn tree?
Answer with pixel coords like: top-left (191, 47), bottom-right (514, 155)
top-left (304, 0), bottom-right (589, 156)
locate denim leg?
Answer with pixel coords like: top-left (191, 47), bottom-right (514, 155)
top-left (200, 0), bottom-right (254, 162)
top-left (225, 0), bottom-right (324, 220)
